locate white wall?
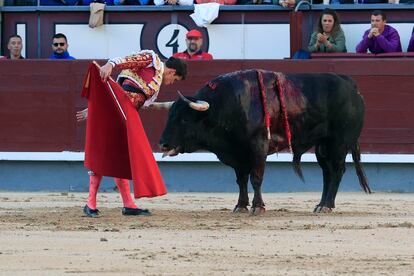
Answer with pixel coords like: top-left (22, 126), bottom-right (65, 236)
top-left (55, 22), bottom-right (413, 59)
top-left (56, 24), bottom-right (144, 59)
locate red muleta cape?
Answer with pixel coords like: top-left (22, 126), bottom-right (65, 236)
top-left (81, 62), bottom-right (167, 199)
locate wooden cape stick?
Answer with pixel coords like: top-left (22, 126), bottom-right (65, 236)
top-left (92, 61), bottom-right (127, 121)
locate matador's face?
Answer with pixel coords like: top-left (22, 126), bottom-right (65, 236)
top-left (162, 68), bottom-right (182, 85)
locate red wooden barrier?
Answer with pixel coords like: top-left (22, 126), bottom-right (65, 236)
top-left (1, 59), bottom-right (414, 153)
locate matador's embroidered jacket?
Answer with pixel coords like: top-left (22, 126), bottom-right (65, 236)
top-left (108, 50), bottom-right (164, 108)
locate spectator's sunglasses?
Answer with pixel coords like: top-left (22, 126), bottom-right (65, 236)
top-left (53, 42), bottom-right (66, 47)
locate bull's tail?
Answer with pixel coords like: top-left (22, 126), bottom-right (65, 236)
top-left (351, 143), bottom-right (371, 194)
top-left (293, 153), bottom-right (305, 182)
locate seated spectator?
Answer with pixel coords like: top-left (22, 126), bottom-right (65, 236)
top-left (172, 29), bottom-right (213, 60)
top-left (2, 35), bottom-right (25, 59)
top-left (308, 9), bottom-right (347, 53)
top-left (356, 10), bottom-right (402, 54)
top-left (358, 0), bottom-right (387, 3)
top-left (278, 0), bottom-right (297, 8)
top-left (196, 0), bottom-right (236, 4)
top-left (154, 0), bottom-right (193, 5)
top-left (50, 33), bottom-right (76, 60)
top-left (3, 0), bottom-right (37, 5)
top-left (40, 0), bottom-right (78, 5)
top-left (83, 0), bottom-right (114, 4)
top-left (407, 27), bottom-right (414, 52)
top-left (113, 0), bottom-right (146, 5)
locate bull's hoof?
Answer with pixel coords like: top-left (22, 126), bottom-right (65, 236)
top-left (233, 205), bottom-right (249, 213)
top-left (313, 205), bottom-right (333, 213)
top-left (250, 206), bottom-right (266, 216)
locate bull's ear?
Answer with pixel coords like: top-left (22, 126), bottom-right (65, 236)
top-left (177, 91), bottom-right (209, 112)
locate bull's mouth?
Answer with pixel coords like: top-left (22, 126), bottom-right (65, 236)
top-left (161, 146), bottom-right (181, 158)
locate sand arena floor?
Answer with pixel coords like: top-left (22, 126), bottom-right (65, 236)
top-left (0, 192), bottom-right (413, 275)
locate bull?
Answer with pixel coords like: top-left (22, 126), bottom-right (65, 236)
top-left (159, 70), bottom-right (371, 214)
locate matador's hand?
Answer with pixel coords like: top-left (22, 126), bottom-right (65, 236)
top-left (99, 63), bottom-right (113, 82)
top-left (76, 108), bottom-right (88, 122)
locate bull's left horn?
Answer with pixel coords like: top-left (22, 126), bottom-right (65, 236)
top-left (147, 101), bottom-right (174, 110)
top-left (189, 100), bottom-right (210, 111)
top-left (177, 91), bottom-right (210, 112)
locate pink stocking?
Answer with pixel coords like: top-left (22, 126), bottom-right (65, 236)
top-left (114, 178), bottom-right (138, 209)
top-left (87, 172), bottom-right (102, 210)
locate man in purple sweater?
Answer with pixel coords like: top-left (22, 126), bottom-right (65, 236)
top-left (356, 10), bottom-right (402, 54)
top-left (407, 28), bottom-right (414, 52)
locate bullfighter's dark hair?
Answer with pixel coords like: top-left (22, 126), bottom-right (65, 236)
top-left (165, 57), bottom-right (187, 80)
top-left (315, 8), bottom-right (342, 36)
top-left (372, 10), bottom-right (386, 21)
top-left (52, 33), bottom-right (68, 43)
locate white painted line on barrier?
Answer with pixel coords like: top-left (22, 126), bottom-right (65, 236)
top-left (1, 152), bottom-right (414, 164)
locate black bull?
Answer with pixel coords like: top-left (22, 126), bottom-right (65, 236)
top-left (160, 70), bottom-right (371, 213)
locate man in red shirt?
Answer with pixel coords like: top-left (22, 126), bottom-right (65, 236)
top-left (173, 29), bottom-right (213, 60)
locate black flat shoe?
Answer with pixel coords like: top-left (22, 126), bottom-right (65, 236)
top-left (122, 207), bottom-right (151, 216)
top-left (83, 204), bottom-right (100, 218)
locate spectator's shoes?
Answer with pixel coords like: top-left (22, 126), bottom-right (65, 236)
top-left (83, 204), bottom-right (100, 218)
top-left (122, 207), bottom-right (151, 216)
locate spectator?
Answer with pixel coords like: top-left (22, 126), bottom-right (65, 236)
top-left (154, 0), bottom-right (193, 6)
top-left (356, 10), bottom-right (402, 54)
top-left (50, 33), bottom-right (76, 60)
top-left (40, 0), bottom-right (78, 5)
top-left (278, 0), bottom-right (297, 8)
top-left (308, 9), bottom-right (347, 53)
top-left (172, 29), bottom-right (213, 60)
top-left (362, 0), bottom-right (387, 3)
top-left (2, 35), bottom-right (25, 59)
top-left (407, 27), bottom-right (414, 52)
top-left (83, 0), bottom-right (114, 4)
top-left (113, 0), bottom-right (147, 5)
top-left (3, 0), bottom-right (37, 5)
top-left (196, 0), bottom-right (236, 4)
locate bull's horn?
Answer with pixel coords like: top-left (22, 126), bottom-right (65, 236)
top-left (147, 101), bottom-right (174, 110)
top-left (177, 91), bottom-right (210, 112)
top-left (189, 100), bottom-right (210, 111)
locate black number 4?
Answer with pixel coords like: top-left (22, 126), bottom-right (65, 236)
top-left (166, 29), bottom-right (180, 54)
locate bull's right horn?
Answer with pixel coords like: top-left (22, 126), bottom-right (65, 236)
top-left (147, 101), bottom-right (174, 110)
top-left (177, 91), bottom-right (210, 112)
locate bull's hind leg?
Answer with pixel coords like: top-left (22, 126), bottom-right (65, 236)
top-left (315, 142), bottom-right (347, 213)
top-left (324, 145), bottom-right (347, 210)
top-left (250, 157), bottom-right (266, 215)
top-left (233, 169), bottom-right (249, 213)
top-left (315, 143), bottom-right (331, 213)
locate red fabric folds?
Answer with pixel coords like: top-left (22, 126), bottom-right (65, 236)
top-left (81, 63), bottom-right (166, 199)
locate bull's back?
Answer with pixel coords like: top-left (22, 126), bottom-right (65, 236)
top-left (283, 73), bottom-right (365, 144)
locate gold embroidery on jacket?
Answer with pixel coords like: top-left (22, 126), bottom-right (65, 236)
top-left (116, 52), bottom-right (164, 99)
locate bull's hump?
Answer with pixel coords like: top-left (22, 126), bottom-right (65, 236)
top-left (212, 69), bottom-right (273, 83)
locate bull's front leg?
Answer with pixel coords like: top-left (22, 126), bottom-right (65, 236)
top-left (250, 158), bottom-right (266, 215)
top-left (233, 169), bottom-right (249, 213)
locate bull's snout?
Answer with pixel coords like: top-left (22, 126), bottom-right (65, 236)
top-left (159, 143), bottom-right (170, 152)
top-left (159, 143), bottom-right (180, 158)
